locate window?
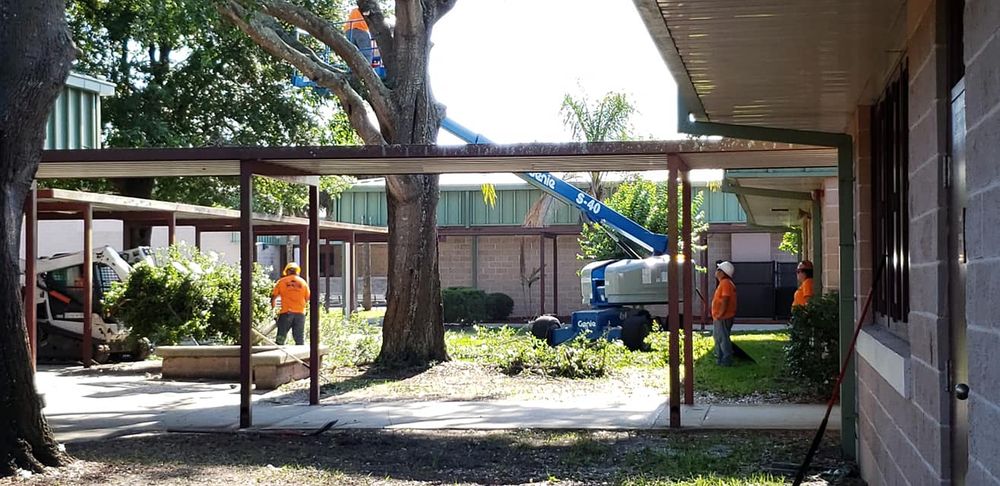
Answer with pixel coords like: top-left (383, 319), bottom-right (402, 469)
top-left (871, 64), bottom-right (910, 323)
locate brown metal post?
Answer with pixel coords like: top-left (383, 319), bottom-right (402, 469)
top-left (239, 162), bottom-right (254, 428)
top-left (166, 212), bottom-right (177, 246)
top-left (701, 234), bottom-right (710, 331)
top-left (552, 236), bottom-right (559, 317)
top-left (325, 241), bottom-right (332, 311)
top-left (682, 174), bottom-right (694, 406)
top-left (667, 163), bottom-right (681, 427)
top-left (299, 231), bottom-right (309, 282)
top-left (308, 186), bottom-right (320, 405)
top-left (539, 234), bottom-right (546, 315)
top-left (195, 228), bottom-right (202, 249)
top-left (82, 204), bottom-right (93, 368)
top-left (24, 186), bottom-right (37, 370)
top-left (348, 232), bottom-right (357, 313)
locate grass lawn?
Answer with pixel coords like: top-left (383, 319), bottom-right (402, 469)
top-left (264, 315), bottom-right (821, 405)
top-left (4, 430), bottom-right (857, 485)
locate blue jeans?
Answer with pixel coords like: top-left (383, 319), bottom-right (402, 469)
top-left (276, 312), bottom-right (306, 345)
top-left (713, 318), bottom-right (735, 366)
top-left (345, 28), bottom-right (374, 64)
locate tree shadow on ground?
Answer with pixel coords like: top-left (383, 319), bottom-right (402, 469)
top-left (62, 429), bottom-right (858, 485)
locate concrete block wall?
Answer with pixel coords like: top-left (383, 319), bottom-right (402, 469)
top-left (964, 0), bottom-right (1000, 482)
top-left (857, 2), bottom-right (953, 484)
top-left (822, 179), bottom-right (840, 290)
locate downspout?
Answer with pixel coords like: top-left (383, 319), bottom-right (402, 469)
top-left (678, 99), bottom-right (857, 459)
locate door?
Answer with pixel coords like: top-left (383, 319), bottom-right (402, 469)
top-left (949, 79), bottom-right (969, 484)
top-left (731, 262), bottom-right (775, 318)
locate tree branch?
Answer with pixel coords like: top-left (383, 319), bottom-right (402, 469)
top-left (217, 1), bottom-right (386, 145)
top-left (357, 0), bottom-right (395, 76)
top-left (435, 0), bottom-right (458, 21)
top-left (256, 0), bottom-right (395, 132)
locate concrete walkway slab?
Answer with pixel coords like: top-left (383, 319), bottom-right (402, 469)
top-left (35, 364), bottom-right (837, 444)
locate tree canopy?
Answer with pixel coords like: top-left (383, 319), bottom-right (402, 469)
top-left (49, 0), bottom-right (359, 216)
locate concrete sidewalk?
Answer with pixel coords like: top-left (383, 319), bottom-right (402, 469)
top-left (36, 364), bottom-right (837, 443)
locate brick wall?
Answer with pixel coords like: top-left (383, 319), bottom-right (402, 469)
top-left (857, 1), bottom-right (953, 484)
top-left (963, 0), bottom-right (1000, 482)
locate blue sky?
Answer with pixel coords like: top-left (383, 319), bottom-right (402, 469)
top-left (428, 0), bottom-right (679, 145)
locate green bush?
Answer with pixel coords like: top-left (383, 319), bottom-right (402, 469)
top-left (103, 245), bottom-right (274, 345)
top-left (785, 291), bottom-right (840, 393)
top-left (442, 287), bottom-right (488, 323)
top-left (320, 310), bottom-right (381, 368)
top-left (485, 292), bottom-right (514, 321)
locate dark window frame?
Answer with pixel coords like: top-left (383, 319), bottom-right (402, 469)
top-left (870, 63), bottom-right (910, 323)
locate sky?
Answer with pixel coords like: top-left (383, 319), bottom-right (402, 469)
top-left (428, 0), bottom-right (679, 145)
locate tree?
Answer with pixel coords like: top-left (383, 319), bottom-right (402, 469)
top-left (523, 91), bottom-right (635, 227)
top-left (0, 0), bottom-right (75, 475)
top-left (579, 176), bottom-right (709, 262)
top-left (560, 91), bottom-right (635, 201)
top-left (779, 227), bottom-right (802, 257)
top-left (51, 0), bottom-right (357, 243)
top-left (218, 0), bottom-right (455, 365)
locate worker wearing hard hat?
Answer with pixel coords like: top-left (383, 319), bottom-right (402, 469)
top-left (712, 261), bottom-right (738, 366)
top-left (792, 260), bottom-right (815, 310)
top-left (271, 262), bottom-right (311, 345)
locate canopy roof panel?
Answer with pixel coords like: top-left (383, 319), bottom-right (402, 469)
top-left (39, 140), bottom-right (836, 179)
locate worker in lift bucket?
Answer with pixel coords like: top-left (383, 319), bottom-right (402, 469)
top-left (712, 261), bottom-right (738, 366)
top-left (271, 262), bottom-right (311, 345)
top-left (344, 7), bottom-right (374, 64)
top-left (792, 260), bottom-right (815, 310)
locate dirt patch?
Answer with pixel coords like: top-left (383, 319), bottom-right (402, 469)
top-left (2, 430), bottom-right (862, 486)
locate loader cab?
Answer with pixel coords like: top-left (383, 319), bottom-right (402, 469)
top-left (40, 260), bottom-right (121, 322)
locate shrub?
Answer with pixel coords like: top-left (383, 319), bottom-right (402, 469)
top-left (485, 292), bottom-right (514, 321)
top-left (785, 291), bottom-right (840, 393)
top-left (103, 245), bottom-right (274, 345)
top-left (442, 287), bottom-right (488, 323)
top-left (320, 310), bottom-right (381, 368)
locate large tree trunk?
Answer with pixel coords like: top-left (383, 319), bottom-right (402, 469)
top-left (380, 175), bottom-right (446, 364)
top-left (0, 0), bottom-right (76, 476)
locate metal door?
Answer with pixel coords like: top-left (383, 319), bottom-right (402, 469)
top-left (774, 262), bottom-right (799, 320)
top-left (949, 79), bottom-right (969, 485)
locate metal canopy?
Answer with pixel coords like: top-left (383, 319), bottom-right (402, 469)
top-left (725, 169), bottom-right (835, 227)
top-left (634, 0), bottom-right (906, 133)
top-left (35, 188), bottom-right (387, 235)
top-left (39, 140), bottom-right (836, 178)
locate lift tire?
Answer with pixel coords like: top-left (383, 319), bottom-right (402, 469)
top-left (621, 314), bottom-right (652, 352)
top-left (530, 316), bottom-right (561, 341)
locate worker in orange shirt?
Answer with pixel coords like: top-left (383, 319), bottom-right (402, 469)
top-left (792, 260), bottom-right (815, 310)
top-left (712, 261), bottom-right (738, 366)
top-left (271, 262), bottom-right (311, 345)
top-left (344, 7), bottom-right (374, 64)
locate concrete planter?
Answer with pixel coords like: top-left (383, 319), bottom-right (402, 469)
top-left (157, 345), bottom-right (328, 389)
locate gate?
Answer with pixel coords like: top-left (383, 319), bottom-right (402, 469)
top-left (729, 261), bottom-right (799, 320)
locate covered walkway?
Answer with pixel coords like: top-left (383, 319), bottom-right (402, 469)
top-left (37, 140), bottom-right (838, 430)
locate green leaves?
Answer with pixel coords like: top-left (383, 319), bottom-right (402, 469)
top-left (784, 291), bottom-right (840, 395)
top-left (103, 244), bottom-right (275, 345)
top-left (578, 176), bottom-right (709, 261)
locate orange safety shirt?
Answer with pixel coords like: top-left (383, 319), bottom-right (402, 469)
top-left (792, 278), bottom-right (814, 308)
top-left (344, 8), bottom-right (369, 32)
top-left (272, 275), bottom-right (311, 314)
top-left (712, 278), bottom-right (738, 321)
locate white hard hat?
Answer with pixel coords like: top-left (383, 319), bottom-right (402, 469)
top-left (716, 261), bottom-right (735, 278)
